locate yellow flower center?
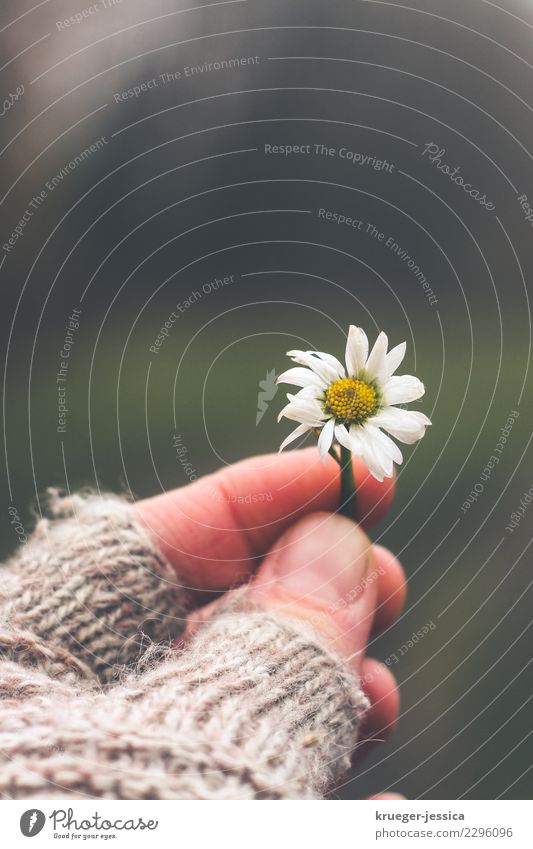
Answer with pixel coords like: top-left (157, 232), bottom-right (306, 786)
top-left (324, 377), bottom-right (378, 424)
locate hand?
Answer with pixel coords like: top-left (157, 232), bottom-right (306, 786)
top-left (137, 447), bottom-right (407, 799)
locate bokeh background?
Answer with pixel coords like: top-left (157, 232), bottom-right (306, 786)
top-left (1, 0), bottom-right (532, 799)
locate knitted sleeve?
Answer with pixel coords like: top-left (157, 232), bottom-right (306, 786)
top-left (0, 491), bottom-right (368, 800)
top-left (0, 490), bottom-right (187, 685)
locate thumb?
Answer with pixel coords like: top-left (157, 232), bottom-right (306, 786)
top-left (248, 512), bottom-right (378, 672)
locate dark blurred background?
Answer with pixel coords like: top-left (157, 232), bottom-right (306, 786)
top-left (1, 0), bottom-right (532, 799)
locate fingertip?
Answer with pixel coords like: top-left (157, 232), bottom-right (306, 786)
top-left (250, 511), bottom-right (378, 671)
top-left (369, 792), bottom-right (407, 800)
top-left (359, 657), bottom-right (400, 737)
top-left (372, 545), bottom-right (407, 632)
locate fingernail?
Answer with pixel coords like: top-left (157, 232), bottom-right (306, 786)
top-left (268, 512), bottom-right (372, 605)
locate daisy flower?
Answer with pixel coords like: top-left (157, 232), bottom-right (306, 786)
top-left (277, 325), bottom-right (431, 483)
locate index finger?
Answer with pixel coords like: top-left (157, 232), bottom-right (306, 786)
top-left (136, 447), bottom-right (395, 590)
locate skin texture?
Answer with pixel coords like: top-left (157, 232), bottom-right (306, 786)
top-left (136, 447), bottom-right (406, 800)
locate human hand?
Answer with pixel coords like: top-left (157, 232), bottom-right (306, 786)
top-left (137, 446), bottom-right (406, 799)
top-left (0, 447), bottom-right (406, 799)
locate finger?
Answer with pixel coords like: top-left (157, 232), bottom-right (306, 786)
top-left (372, 545), bottom-right (407, 634)
top-left (354, 658), bottom-right (400, 763)
top-left (170, 512), bottom-right (380, 799)
top-left (136, 448), bottom-right (395, 591)
top-left (247, 512), bottom-right (378, 673)
top-left (186, 541), bottom-right (406, 641)
top-left (185, 539), bottom-right (405, 638)
top-left (368, 793), bottom-right (406, 800)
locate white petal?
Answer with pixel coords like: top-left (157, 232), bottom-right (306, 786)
top-left (276, 367), bottom-right (326, 389)
top-left (364, 331), bottom-right (389, 384)
top-left (278, 392), bottom-right (328, 421)
top-left (348, 425), bottom-right (365, 456)
top-left (285, 392), bottom-right (325, 414)
top-left (345, 326), bottom-right (369, 376)
top-left (382, 375), bottom-right (425, 405)
top-left (277, 399), bottom-right (327, 426)
top-left (334, 423), bottom-right (352, 450)
top-left (366, 428), bottom-right (395, 477)
top-left (318, 417), bottom-right (335, 461)
top-left (373, 407), bottom-right (431, 444)
top-left (366, 423), bottom-right (403, 466)
top-left (286, 350), bottom-right (341, 384)
top-left (279, 412), bottom-right (324, 427)
top-left (294, 385), bottom-right (323, 400)
top-left (279, 423), bottom-right (311, 451)
top-left (384, 342), bottom-right (406, 381)
top-left (307, 350), bottom-right (346, 379)
top-left (351, 425), bottom-right (388, 481)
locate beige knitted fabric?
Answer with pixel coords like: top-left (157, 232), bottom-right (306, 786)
top-left (0, 491), bottom-right (368, 799)
top-left (0, 490), bottom-right (186, 684)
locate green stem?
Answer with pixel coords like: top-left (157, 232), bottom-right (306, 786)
top-left (328, 445), bottom-right (341, 465)
top-left (339, 444), bottom-right (357, 518)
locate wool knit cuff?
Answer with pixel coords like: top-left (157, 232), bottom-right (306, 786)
top-left (0, 597), bottom-right (369, 799)
top-left (0, 489), bottom-right (187, 684)
top-left (110, 595), bottom-right (370, 799)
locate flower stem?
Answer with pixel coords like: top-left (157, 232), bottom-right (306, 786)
top-left (328, 445), bottom-right (341, 465)
top-left (339, 445), bottom-right (356, 518)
